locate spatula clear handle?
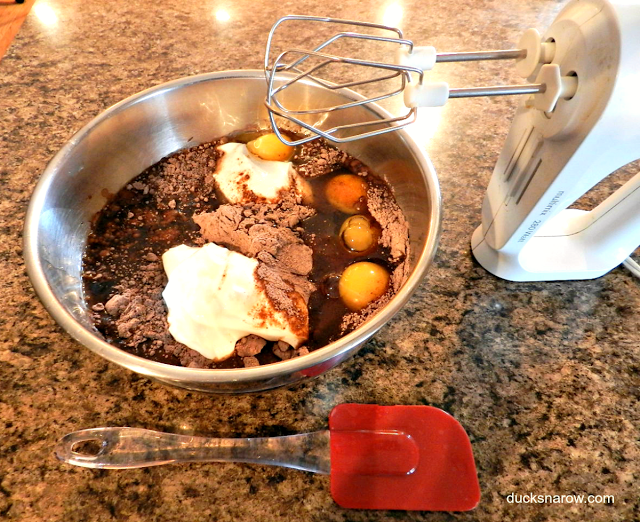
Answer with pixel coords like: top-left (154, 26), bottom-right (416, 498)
top-left (55, 427), bottom-right (332, 474)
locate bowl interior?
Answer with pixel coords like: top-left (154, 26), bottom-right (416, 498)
top-left (24, 70), bottom-right (439, 389)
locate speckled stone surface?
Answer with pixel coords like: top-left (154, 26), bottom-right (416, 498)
top-left (1, 0), bottom-right (639, 520)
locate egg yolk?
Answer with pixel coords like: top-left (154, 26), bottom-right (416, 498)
top-left (247, 133), bottom-right (294, 162)
top-left (325, 174), bottom-right (368, 214)
top-left (338, 261), bottom-right (390, 311)
top-left (339, 215), bottom-right (376, 252)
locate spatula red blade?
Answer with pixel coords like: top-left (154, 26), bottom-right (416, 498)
top-left (329, 404), bottom-right (480, 511)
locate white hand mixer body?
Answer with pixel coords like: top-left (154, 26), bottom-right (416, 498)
top-left (471, 0), bottom-right (640, 281)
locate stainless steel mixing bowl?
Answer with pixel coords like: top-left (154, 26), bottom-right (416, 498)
top-left (23, 70), bottom-right (441, 393)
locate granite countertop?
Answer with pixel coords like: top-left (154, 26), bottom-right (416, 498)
top-left (2, 0), bottom-right (639, 520)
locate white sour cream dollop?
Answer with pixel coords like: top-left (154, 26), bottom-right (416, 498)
top-left (214, 142), bottom-right (305, 204)
top-left (162, 243), bottom-right (304, 361)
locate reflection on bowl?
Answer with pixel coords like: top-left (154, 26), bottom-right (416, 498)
top-left (23, 70), bottom-right (441, 393)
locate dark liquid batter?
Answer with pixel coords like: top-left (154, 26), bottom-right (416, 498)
top-left (83, 133), bottom-right (402, 369)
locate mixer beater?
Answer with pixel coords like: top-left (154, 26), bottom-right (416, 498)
top-left (264, 15), bottom-right (575, 145)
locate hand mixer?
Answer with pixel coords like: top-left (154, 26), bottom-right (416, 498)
top-left (264, 0), bottom-right (640, 282)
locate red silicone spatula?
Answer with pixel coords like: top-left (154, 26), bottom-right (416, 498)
top-left (55, 404), bottom-right (480, 511)
top-left (330, 404), bottom-right (480, 510)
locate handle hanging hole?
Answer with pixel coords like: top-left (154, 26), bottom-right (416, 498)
top-left (70, 439), bottom-right (104, 456)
